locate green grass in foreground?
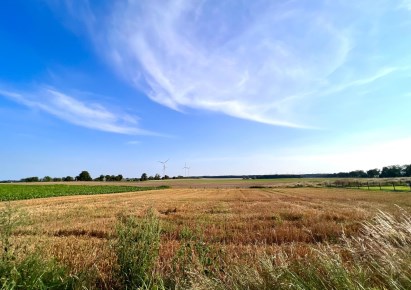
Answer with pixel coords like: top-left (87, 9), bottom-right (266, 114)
top-left (0, 184), bottom-right (169, 201)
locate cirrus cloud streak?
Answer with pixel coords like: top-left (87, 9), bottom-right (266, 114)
top-left (0, 86), bottom-right (151, 135)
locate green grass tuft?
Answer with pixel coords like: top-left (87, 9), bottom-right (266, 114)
top-left (114, 208), bottom-right (162, 289)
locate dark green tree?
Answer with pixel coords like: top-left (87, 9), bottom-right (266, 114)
top-left (402, 164), bottom-right (411, 177)
top-left (348, 170), bottom-right (367, 178)
top-left (140, 173), bottom-right (148, 181)
top-left (63, 176), bottom-right (74, 182)
top-left (366, 169), bottom-right (380, 178)
top-left (77, 171), bottom-right (92, 181)
top-left (21, 177), bottom-right (39, 182)
top-left (154, 174), bottom-right (161, 180)
top-left (380, 165), bottom-right (402, 178)
top-left (96, 175), bottom-right (105, 181)
top-left (42, 176), bottom-right (52, 182)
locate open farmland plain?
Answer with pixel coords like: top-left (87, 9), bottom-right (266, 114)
top-left (1, 180), bottom-right (411, 289)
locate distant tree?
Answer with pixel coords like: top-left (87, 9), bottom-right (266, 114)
top-left (115, 174), bottom-right (123, 181)
top-left (348, 170), bottom-right (367, 178)
top-left (148, 176), bottom-right (154, 180)
top-left (63, 176), bottom-right (74, 182)
top-left (21, 177), bottom-right (39, 182)
top-left (380, 165), bottom-right (402, 178)
top-left (76, 171), bottom-right (92, 181)
top-left (402, 164), bottom-right (411, 177)
top-left (163, 175), bottom-right (170, 180)
top-left (154, 174), bottom-right (161, 180)
top-left (367, 169), bottom-right (380, 178)
top-left (52, 177), bottom-right (62, 182)
top-left (140, 173), bottom-right (148, 181)
top-left (95, 175), bottom-right (105, 181)
top-left (336, 172), bottom-right (350, 178)
top-left (42, 176), bottom-right (52, 182)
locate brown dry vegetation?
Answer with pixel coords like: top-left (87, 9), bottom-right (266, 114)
top-left (3, 185), bottom-right (411, 288)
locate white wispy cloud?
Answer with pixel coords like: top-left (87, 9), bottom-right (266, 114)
top-left (68, 0), bottom-right (409, 128)
top-left (97, 0), bottom-right (357, 128)
top-left (319, 66), bottom-right (404, 97)
top-left (0, 86), bottom-right (151, 135)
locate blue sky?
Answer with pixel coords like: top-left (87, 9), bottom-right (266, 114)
top-left (1, 0), bottom-right (411, 180)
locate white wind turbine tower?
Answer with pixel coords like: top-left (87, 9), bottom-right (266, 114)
top-left (158, 159), bottom-right (169, 177)
top-left (183, 163), bottom-right (190, 177)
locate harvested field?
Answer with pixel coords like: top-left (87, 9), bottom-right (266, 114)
top-left (3, 184), bottom-right (411, 288)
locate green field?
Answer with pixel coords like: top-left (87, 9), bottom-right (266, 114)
top-left (348, 185), bottom-right (411, 192)
top-left (0, 184), bottom-right (169, 201)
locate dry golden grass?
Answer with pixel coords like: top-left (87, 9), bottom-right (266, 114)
top-left (4, 186), bottom-right (411, 287)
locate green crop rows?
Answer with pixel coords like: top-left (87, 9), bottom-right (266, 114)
top-left (0, 184), bottom-right (169, 201)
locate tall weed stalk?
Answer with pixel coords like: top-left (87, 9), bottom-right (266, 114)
top-left (114, 208), bottom-right (162, 289)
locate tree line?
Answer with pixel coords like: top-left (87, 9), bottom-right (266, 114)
top-left (6, 164), bottom-right (411, 184)
top-left (15, 171), bottom-right (180, 183)
top-left (329, 164), bottom-right (411, 178)
top-left (19, 171), bottom-right (122, 183)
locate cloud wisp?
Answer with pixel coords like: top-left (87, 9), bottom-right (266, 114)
top-left (0, 86), bottom-right (150, 135)
top-left (63, 0), bottom-right (410, 129)
top-left (100, 0), bottom-right (357, 128)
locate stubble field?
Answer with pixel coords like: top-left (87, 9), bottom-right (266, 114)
top-left (2, 180), bottom-right (411, 289)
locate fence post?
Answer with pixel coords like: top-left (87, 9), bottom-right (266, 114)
top-left (367, 182), bottom-right (369, 190)
top-left (392, 182), bottom-right (396, 191)
top-left (379, 183), bottom-right (382, 190)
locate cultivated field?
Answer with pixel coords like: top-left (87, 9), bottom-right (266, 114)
top-left (1, 180), bottom-right (411, 289)
top-left (0, 184), bottom-right (168, 201)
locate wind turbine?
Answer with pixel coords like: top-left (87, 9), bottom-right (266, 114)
top-left (183, 163), bottom-right (190, 177)
top-left (158, 159), bottom-right (169, 177)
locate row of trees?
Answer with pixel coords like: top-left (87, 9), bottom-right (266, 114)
top-left (21, 176), bottom-right (75, 182)
top-left (332, 164), bottom-right (411, 178)
top-left (95, 174), bottom-right (123, 182)
top-left (20, 171), bottom-right (122, 182)
top-left (139, 173), bottom-right (173, 181)
top-left (19, 171), bottom-right (178, 183)
top-left (17, 164), bottom-right (411, 183)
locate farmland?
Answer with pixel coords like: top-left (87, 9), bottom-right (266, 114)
top-left (1, 180), bottom-right (411, 289)
top-left (0, 184), bottom-right (168, 201)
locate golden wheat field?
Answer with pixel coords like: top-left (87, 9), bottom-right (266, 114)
top-left (3, 181), bottom-right (410, 288)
